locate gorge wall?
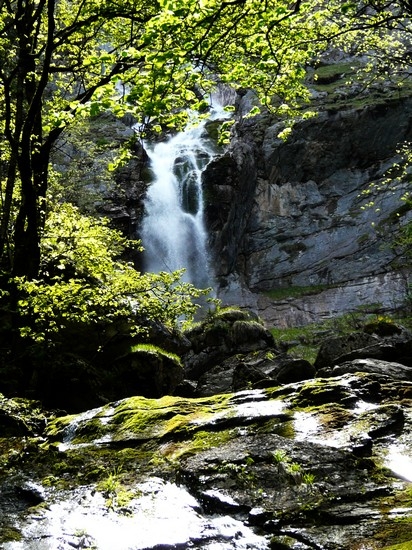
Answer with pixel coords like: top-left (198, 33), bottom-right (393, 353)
top-left (203, 93), bottom-right (412, 325)
top-left (63, 89), bottom-right (412, 328)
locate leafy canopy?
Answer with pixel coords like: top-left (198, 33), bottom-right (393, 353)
top-left (2, 0), bottom-right (412, 276)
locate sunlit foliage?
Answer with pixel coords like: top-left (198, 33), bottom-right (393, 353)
top-left (15, 203), bottom-right (209, 344)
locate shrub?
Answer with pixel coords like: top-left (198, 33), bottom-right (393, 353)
top-left (15, 202), bottom-right (209, 347)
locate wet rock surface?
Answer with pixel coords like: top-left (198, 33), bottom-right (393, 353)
top-left (1, 366), bottom-right (412, 549)
top-left (1, 317), bottom-right (412, 549)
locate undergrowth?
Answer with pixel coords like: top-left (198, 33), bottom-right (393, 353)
top-left (270, 311), bottom-right (412, 364)
top-left (264, 285), bottom-right (331, 301)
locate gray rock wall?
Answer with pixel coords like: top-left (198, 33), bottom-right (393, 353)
top-left (257, 270), bottom-right (411, 328)
top-left (204, 96), bottom-right (412, 323)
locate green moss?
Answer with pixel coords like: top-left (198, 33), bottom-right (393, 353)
top-left (37, 444), bottom-right (150, 488)
top-left (96, 467), bottom-right (136, 509)
top-left (129, 343), bottom-right (182, 366)
top-left (292, 378), bottom-right (354, 407)
top-left (111, 393), bottom-right (232, 442)
top-left (160, 429), bottom-right (234, 461)
top-left (272, 420), bottom-right (296, 439)
top-left (371, 486), bottom-right (412, 548)
top-left (0, 527), bottom-right (22, 543)
top-left (270, 534), bottom-right (297, 548)
top-left (291, 401), bottom-right (352, 426)
top-left (42, 474), bottom-right (60, 486)
top-left (204, 119), bottom-right (225, 143)
top-left (213, 306), bottom-right (252, 322)
top-left (46, 414), bottom-right (77, 438)
top-left (375, 519), bottom-right (412, 548)
top-left (254, 417), bottom-right (294, 438)
top-left (270, 325), bottom-right (320, 363)
top-left (319, 84), bottom-right (412, 113)
top-left (42, 403), bottom-right (236, 481)
top-left (48, 393), bottom-right (238, 461)
top-left (313, 62), bottom-right (358, 84)
top-left (265, 285), bottom-right (331, 301)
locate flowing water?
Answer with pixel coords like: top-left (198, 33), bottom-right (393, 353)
top-left (4, 479), bottom-right (270, 550)
top-left (141, 103), bottom-right (227, 288)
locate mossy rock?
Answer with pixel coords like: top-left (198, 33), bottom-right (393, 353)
top-left (0, 394), bottom-right (47, 437)
top-left (293, 378), bottom-right (355, 407)
top-left (363, 319), bottom-right (404, 337)
top-left (314, 332), bottom-right (378, 370)
top-left (214, 307), bottom-right (258, 324)
top-left (187, 308), bottom-right (274, 355)
top-left (229, 320), bottom-right (273, 346)
top-left (383, 543), bottom-right (412, 550)
top-left (46, 392), bottom-right (233, 448)
top-left (0, 526), bottom-right (22, 543)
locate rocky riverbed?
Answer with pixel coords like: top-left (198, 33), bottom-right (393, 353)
top-left (1, 312), bottom-right (412, 549)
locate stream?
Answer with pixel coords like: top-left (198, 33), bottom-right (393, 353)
top-left (2, 372), bottom-right (412, 549)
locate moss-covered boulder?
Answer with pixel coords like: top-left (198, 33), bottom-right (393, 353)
top-left (0, 393), bottom-right (47, 437)
top-left (1, 371), bottom-right (412, 549)
top-left (183, 307), bottom-right (278, 382)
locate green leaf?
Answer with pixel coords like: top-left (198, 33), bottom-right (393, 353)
top-left (90, 103), bottom-right (100, 117)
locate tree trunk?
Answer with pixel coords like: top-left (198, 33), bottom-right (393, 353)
top-left (10, 0), bottom-right (55, 279)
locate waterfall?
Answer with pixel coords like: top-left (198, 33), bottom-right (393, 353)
top-left (141, 103), bottom-right (227, 289)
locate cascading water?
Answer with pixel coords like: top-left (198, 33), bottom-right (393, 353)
top-left (141, 102), bottom-right (228, 289)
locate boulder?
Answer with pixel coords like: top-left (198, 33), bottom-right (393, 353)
top-left (110, 346), bottom-right (184, 400)
top-left (314, 332), bottom-right (380, 370)
top-left (183, 308), bottom-right (277, 380)
top-left (260, 354), bottom-right (315, 384)
top-left (317, 357), bottom-right (412, 381)
top-left (314, 323), bottom-right (412, 371)
top-left (192, 351), bottom-right (315, 397)
top-left (228, 319), bottom-right (275, 352)
top-left (0, 394), bottom-right (47, 437)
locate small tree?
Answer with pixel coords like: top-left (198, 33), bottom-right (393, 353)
top-left (16, 202), bottom-right (208, 347)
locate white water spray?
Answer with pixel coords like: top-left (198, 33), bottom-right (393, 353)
top-left (141, 101), bottom-right (229, 288)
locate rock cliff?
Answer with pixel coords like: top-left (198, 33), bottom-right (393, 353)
top-left (56, 88), bottom-right (412, 327)
top-left (204, 94), bottom-right (412, 324)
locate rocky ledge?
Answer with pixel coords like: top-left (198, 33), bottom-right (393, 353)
top-left (1, 314), bottom-right (412, 549)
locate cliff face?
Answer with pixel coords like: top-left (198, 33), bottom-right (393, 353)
top-left (203, 96), bottom-right (412, 322)
top-left (70, 94), bottom-right (412, 325)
